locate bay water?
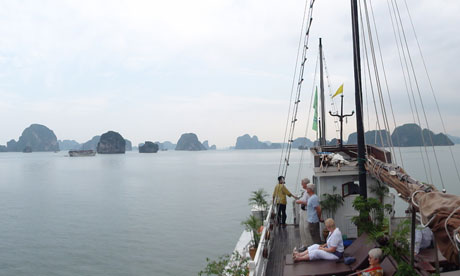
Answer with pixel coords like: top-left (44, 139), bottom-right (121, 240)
top-left (0, 146), bottom-right (459, 275)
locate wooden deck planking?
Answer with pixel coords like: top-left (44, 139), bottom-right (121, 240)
top-left (266, 224), bottom-right (301, 276)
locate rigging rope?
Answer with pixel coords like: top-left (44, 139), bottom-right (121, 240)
top-left (322, 51), bottom-right (341, 134)
top-left (402, 0), bottom-right (460, 185)
top-left (279, 0), bottom-right (316, 178)
top-left (360, 0), bottom-right (395, 164)
top-left (393, 0), bottom-right (445, 191)
top-left (367, 0), bottom-right (403, 167)
top-left (387, 0), bottom-right (432, 184)
top-left (278, 0), bottom-right (311, 177)
top-left (358, 0), bottom-right (387, 162)
top-left (295, 54), bottom-right (319, 194)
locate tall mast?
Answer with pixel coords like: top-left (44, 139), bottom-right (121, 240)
top-left (319, 38), bottom-right (326, 146)
top-left (351, 0), bottom-right (367, 198)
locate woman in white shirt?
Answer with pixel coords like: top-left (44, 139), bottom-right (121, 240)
top-left (293, 218), bottom-right (344, 261)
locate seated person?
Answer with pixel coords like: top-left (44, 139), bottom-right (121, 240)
top-left (415, 225), bottom-right (433, 255)
top-left (351, 248), bottom-right (383, 276)
top-left (293, 218), bottom-right (344, 261)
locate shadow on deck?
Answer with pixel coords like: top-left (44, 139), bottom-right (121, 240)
top-left (266, 224), bottom-right (300, 276)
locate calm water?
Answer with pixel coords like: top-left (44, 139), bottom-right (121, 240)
top-left (0, 146), bottom-right (459, 275)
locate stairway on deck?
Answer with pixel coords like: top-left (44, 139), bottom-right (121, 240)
top-left (266, 225), bottom-right (301, 276)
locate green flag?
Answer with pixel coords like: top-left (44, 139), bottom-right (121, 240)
top-left (312, 86), bottom-right (318, 131)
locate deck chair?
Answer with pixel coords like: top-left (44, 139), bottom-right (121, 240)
top-left (418, 247), bottom-right (448, 265)
top-left (380, 256), bottom-right (398, 276)
top-left (283, 232), bottom-right (377, 276)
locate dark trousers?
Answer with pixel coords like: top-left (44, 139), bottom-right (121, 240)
top-left (308, 222), bottom-right (321, 244)
top-left (277, 204), bottom-right (287, 224)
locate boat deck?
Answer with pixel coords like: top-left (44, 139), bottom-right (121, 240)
top-left (266, 224), bottom-right (300, 276)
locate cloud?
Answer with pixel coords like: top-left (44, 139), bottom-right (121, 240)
top-left (0, 0), bottom-right (459, 146)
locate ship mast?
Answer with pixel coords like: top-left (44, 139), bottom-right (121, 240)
top-left (319, 38), bottom-right (326, 147)
top-left (351, 0), bottom-right (367, 198)
top-left (329, 93), bottom-right (354, 149)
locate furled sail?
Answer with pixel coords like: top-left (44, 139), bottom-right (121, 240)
top-left (367, 157), bottom-right (460, 265)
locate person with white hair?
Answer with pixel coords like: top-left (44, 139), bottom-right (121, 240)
top-left (350, 248), bottom-right (383, 276)
top-left (293, 218), bottom-right (344, 261)
top-left (306, 182), bottom-right (322, 244)
top-left (295, 178), bottom-right (312, 248)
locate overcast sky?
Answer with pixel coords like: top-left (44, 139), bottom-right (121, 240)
top-left (0, 0), bottom-right (459, 148)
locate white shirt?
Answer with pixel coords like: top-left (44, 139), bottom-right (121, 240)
top-left (300, 189), bottom-right (310, 206)
top-left (327, 228), bottom-right (344, 253)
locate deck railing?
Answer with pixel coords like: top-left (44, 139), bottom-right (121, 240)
top-left (248, 204), bottom-right (273, 276)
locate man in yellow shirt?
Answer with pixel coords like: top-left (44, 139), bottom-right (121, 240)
top-left (273, 176), bottom-right (298, 227)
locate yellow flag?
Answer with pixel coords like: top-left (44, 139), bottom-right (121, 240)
top-left (332, 84), bottom-right (344, 98)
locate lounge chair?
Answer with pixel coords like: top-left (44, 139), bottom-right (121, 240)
top-left (283, 232), bottom-right (377, 276)
top-left (380, 256), bottom-right (397, 276)
top-left (418, 247), bottom-right (448, 265)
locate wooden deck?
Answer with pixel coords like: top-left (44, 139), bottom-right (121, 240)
top-left (265, 224), bottom-right (301, 276)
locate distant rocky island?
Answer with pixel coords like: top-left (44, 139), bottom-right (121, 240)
top-left (1, 123), bottom-right (459, 153)
top-left (175, 133), bottom-right (207, 151)
top-left (234, 134), bottom-right (312, 150)
top-left (139, 141), bottom-right (159, 153)
top-left (58, 140), bottom-right (81, 150)
top-left (4, 124), bottom-right (59, 152)
top-left (97, 131), bottom-right (126, 154)
top-left (202, 140), bottom-right (216, 150)
top-left (67, 136), bottom-right (131, 151)
top-left (346, 123), bottom-right (454, 147)
top-left (235, 134), bottom-right (281, 149)
top-left (292, 137), bottom-right (314, 148)
top-left (448, 135), bottom-right (460, 144)
top-left (81, 136), bottom-right (101, 150)
top-left (347, 130), bottom-right (391, 147)
top-left (125, 139), bottom-right (132, 151)
top-left (155, 141), bottom-right (176, 150)
top-left (392, 124), bottom-right (453, 146)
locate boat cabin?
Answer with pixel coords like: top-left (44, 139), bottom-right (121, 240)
top-left (307, 144), bottom-right (395, 239)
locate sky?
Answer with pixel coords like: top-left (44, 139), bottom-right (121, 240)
top-left (0, 0), bottom-right (459, 148)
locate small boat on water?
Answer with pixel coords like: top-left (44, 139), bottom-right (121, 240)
top-left (68, 150), bottom-right (96, 157)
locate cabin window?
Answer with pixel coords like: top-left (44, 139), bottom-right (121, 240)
top-left (342, 181), bottom-right (360, 197)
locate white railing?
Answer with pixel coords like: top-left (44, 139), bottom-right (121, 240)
top-left (248, 204), bottom-right (274, 276)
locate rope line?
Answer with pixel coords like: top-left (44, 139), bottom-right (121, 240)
top-left (322, 51), bottom-right (341, 134)
top-left (358, 0), bottom-right (385, 161)
top-left (367, 0), bottom-right (402, 166)
top-left (402, 0), bottom-right (460, 185)
top-left (278, 0), bottom-right (311, 177)
top-left (393, 0), bottom-right (445, 190)
top-left (387, 0), bottom-right (432, 184)
top-left (280, 0), bottom-right (317, 178)
top-left (295, 54), bottom-right (319, 194)
top-left (361, 0), bottom-right (395, 163)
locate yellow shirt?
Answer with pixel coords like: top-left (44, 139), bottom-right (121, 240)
top-left (272, 183), bottom-right (293, 204)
